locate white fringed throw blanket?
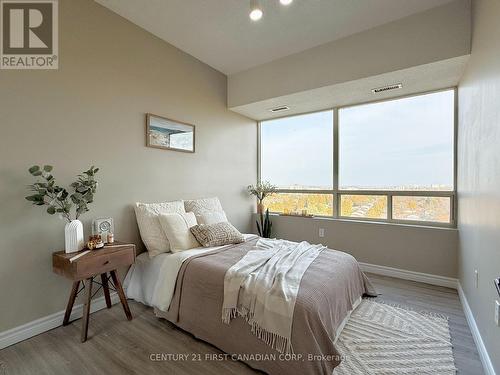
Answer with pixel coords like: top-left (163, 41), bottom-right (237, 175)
top-left (222, 238), bottom-right (326, 354)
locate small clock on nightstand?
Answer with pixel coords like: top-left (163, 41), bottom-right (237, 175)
top-left (93, 218), bottom-right (114, 243)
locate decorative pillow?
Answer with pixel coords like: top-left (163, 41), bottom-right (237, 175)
top-left (190, 222), bottom-right (245, 247)
top-left (134, 201), bottom-right (185, 257)
top-left (158, 212), bottom-right (200, 253)
top-left (184, 197), bottom-right (224, 215)
top-left (196, 210), bottom-right (228, 225)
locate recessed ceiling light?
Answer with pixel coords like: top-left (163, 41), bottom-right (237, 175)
top-left (250, 0), bottom-right (263, 21)
top-left (280, 0), bottom-right (293, 5)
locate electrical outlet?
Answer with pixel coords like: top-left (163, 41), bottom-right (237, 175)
top-left (318, 228), bottom-right (325, 238)
top-left (474, 270), bottom-right (479, 288)
top-left (495, 301), bottom-right (500, 327)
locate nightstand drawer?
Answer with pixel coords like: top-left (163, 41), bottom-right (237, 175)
top-left (53, 242), bottom-right (136, 281)
top-left (76, 248), bottom-right (134, 280)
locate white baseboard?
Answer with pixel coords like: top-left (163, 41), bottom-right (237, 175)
top-left (0, 292), bottom-right (120, 350)
top-left (359, 262), bottom-right (459, 289)
top-left (458, 283), bottom-right (496, 375)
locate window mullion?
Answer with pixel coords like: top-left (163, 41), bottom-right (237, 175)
top-left (257, 121), bottom-right (261, 183)
top-left (333, 108), bottom-right (339, 218)
top-left (387, 193), bottom-right (393, 222)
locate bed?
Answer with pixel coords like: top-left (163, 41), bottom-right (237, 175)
top-left (124, 234), bottom-right (375, 375)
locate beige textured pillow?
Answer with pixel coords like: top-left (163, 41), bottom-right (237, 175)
top-left (158, 212), bottom-right (200, 253)
top-left (196, 210), bottom-right (228, 225)
top-left (190, 222), bottom-right (244, 247)
top-left (134, 201), bottom-right (185, 257)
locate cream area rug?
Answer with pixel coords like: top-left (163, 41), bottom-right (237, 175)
top-left (334, 299), bottom-right (457, 375)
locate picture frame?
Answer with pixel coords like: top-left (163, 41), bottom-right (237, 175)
top-left (145, 113), bottom-right (195, 153)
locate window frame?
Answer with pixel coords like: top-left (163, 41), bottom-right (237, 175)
top-left (257, 87), bottom-right (458, 228)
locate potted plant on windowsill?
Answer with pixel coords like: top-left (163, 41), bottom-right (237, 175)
top-left (25, 165), bottom-right (99, 253)
top-left (247, 181), bottom-right (277, 238)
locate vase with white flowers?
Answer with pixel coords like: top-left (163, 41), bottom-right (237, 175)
top-left (247, 181), bottom-right (277, 238)
top-left (247, 181), bottom-right (277, 214)
top-left (25, 165), bottom-right (99, 253)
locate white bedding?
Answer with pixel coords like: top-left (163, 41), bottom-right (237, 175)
top-left (124, 234), bottom-right (255, 311)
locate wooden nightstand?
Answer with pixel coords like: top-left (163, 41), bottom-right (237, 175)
top-left (52, 242), bottom-right (136, 342)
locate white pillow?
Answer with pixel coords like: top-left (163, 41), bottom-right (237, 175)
top-left (184, 197), bottom-right (224, 215)
top-left (158, 212), bottom-right (200, 253)
top-left (196, 210), bottom-right (228, 225)
top-left (134, 201), bottom-right (185, 257)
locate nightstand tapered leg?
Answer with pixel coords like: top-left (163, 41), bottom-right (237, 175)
top-left (110, 270), bottom-right (132, 321)
top-left (101, 273), bottom-right (112, 308)
top-left (63, 281), bottom-right (80, 326)
top-left (81, 277), bottom-right (93, 342)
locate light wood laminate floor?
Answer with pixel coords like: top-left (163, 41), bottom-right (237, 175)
top-left (0, 274), bottom-right (484, 375)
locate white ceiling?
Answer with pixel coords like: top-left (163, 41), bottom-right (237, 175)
top-left (95, 0), bottom-right (455, 75)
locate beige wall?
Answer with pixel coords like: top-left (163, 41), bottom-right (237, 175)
top-left (260, 215), bottom-right (458, 277)
top-left (228, 0), bottom-right (471, 109)
top-left (457, 0), bottom-right (500, 372)
top-left (0, 0), bottom-right (256, 332)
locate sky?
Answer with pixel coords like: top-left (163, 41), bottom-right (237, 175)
top-left (261, 90), bottom-right (455, 190)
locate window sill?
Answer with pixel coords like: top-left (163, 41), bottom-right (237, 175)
top-left (256, 213), bottom-right (458, 231)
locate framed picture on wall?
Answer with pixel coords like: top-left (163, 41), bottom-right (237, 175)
top-left (146, 113), bottom-right (195, 153)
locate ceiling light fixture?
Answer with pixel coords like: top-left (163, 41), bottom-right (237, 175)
top-left (249, 0), bottom-right (263, 21)
top-left (280, 0), bottom-right (293, 5)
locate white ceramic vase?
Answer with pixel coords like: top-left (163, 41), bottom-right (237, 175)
top-left (65, 220), bottom-right (84, 253)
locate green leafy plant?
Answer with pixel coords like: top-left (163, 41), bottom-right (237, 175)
top-left (256, 208), bottom-right (272, 238)
top-left (25, 165), bottom-right (99, 222)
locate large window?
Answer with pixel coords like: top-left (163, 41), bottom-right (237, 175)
top-left (260, 89), bottom-right (456, 226)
